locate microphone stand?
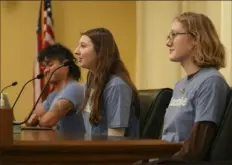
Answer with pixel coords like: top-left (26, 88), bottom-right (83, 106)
top-left (0, 82), bottom-right (18, 93)
top-left (12, 74), bottom-right (44, 109)
top-left (13, 62), bottom-right (71, 125)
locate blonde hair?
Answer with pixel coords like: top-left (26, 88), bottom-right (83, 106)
top-left (175, 12), bottom-right (225, 70)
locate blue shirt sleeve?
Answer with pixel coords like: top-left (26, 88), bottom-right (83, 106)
top-left (43, 92), bottom-right (57, 111)
top-left (43, 100), bottom-right (49, 111)
top-left (59, 82), bottom-right (85, 109)
top-left (195, 76), bottom-right (229, 125)
top-left (103, 84), bottom-right (132, 128)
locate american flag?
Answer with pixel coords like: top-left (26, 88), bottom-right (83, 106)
top-left (33, 0), bottom-right (55, 104)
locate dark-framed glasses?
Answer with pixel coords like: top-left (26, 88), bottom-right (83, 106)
top-left (167, 31), bottom-right (189, 41)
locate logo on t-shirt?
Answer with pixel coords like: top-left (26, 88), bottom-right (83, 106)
top-left (169, 97), bottom-right (188, 107)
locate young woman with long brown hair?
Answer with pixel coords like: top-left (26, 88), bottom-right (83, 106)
top-left (74, 28), bottom-right (140, 137)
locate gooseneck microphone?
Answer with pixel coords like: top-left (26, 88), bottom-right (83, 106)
top-left (12, 74), bottom-right (44, 109)
top-left (0, 81), bottom-right (18, 93)
top-left (13, 60), bottom-right (72, 125)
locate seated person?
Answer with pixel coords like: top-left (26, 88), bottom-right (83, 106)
top-left (74, 28), bottom-right (140, 137)
top-left (140, 12), bottom-right (230, 164)
top-left (26, 43), bottom-right (85, 133)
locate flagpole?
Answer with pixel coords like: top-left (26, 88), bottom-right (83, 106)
top-left (40, 0), bottom-right (46, 101)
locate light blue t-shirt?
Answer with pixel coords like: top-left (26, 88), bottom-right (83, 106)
top-left (43, 80), bottom-right (86, 133)
top-left (162, 67), bottom-right (230, 142)
top-left (82, 76), bottom-right (139, 138)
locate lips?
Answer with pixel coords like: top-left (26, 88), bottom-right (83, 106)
top-left (169, 49), bottom-right (174, 53)
top-left (77, 58), bottom-right (83, 62)
top-left (44, 73), bottom-right (49, 77)
top-left (45, 74), bottom-right (50, 79)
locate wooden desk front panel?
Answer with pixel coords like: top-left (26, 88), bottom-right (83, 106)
top-left (0, 130), bottom-right (182, 164)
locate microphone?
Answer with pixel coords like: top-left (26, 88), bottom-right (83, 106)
top-left (13, 60), bottom-right (72, 125)
top-left (0, 81), bottom-right (18, 93)
top-left (11, 74), bottom-right (44, 109)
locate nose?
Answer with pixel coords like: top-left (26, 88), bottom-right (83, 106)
top-left (44, 67), bottom-right (50, 75)
top-left (166, 37), bottom-right (172, 47)
top-left (74, 46), bottom-right (80, 56)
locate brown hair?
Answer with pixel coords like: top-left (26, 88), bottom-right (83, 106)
top-left (175, 12), bottom-right (225, 70)
top-left (80, 28), bottom-right (140, 125)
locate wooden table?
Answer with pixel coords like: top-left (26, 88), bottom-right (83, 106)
top-left (0, 130), bottom-right (182, 164)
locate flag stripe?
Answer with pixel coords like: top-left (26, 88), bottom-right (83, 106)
top-left (33, 0), bottom-right (55, 104)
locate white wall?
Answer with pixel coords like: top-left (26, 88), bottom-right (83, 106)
top-left (136, 1), bottom-right (182, 90)
top-left (219, 1), bottom-right (232, 85)
top-left (136, 1), bottom-right (232, 89)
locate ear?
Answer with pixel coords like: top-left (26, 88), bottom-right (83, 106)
top-left (190, 37), bottom-right (197, 49)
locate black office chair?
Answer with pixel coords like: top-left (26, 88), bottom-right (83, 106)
top-left (139, 88), bottom-right (173, 139)
top-left (208, 88), bottom-right (232, 162)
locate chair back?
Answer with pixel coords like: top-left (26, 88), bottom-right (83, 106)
top-left (209, 88), bottom-right (232, 161)
top-left (139, 88), bottom-right (172, 138)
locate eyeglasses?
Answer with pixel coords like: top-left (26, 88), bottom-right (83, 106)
top-left (167, 31), bottom-right (189, 41)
